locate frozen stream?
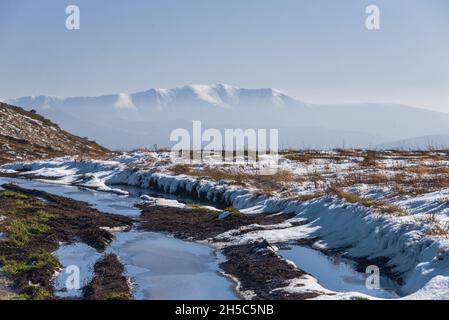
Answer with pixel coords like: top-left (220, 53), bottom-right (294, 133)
top-left (0, 177), bottom-right (403, 299)
top-left (278, 245), bottom-right (400, 299)
top-left (0, 177), bottom-right (238, 300)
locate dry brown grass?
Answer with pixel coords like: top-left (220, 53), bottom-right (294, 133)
top-left (329, 186), bottom-right (406, 216)
top-left (169, 164), bottom-right (305, 195)
top-left (292, 192), bottom-right (326, 202)
top-left (420, 214), bottom-right (449, 238)
top-left (405, 166), bottom-right (449, 175)
top-left (359, 151), bottom-right (380, 168)
top-left (170, 165), bottom-right (251, 184)
top-left (169, 150), bottom-right (449, 201)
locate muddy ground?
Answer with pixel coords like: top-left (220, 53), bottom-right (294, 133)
top-left (221, 240), bottom-right (321, 300)
top-left (138, 203), bottom-right (292, 241)
top-left (83, 254), bottom-right (132, 300)
top-left (138, 203), bottom-right (320, 300)
top-left (0, 184), bottom-right (133, 299)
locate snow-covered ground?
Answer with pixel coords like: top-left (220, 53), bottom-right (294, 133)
top-left (3, 150), bottom-right (449, 299)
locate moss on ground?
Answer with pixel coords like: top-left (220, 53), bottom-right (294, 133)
top-left (0, 183), bottom-right (132, 300)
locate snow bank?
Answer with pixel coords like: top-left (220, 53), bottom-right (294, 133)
top-left (3, 154), bottom-right (449, 298)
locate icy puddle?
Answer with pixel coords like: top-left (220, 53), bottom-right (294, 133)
top-left (278, 245), bottom-right (400, 299)
top-left (54, 243), bottom-right (101, 298)
top-left (54, 231), bottom-right (237, 300)
top-left (107, 231), bottom-right (237, 300)
top-left (0, 177), bottom-right (238, 300)
top-left (0, 177), bottom-right (141, 216)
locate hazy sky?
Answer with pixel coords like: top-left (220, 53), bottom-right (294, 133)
top-left (1, 0), bottom-right (448, 111)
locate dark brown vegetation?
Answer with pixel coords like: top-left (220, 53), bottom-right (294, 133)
top-left (138, 203), bottom-right (291, 241)
top-left (0, 102), bottom-right (109, 164)
top-left (220, 240), bottom-right (321, 300)
top-left (83, 254), bottom-right (132, 300)
top-left (0, 184), bottom-right (132, 299)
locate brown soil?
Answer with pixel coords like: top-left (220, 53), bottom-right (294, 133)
top-left (0, 184), bottom-right (133, 299)
top-left (137, 203), bottom-right (292, 241)
top-left (137, 203), bottom-right (322, 299)
top-left (221, 240), bottom-right (321, 300)
top-left (0, 102), bottom-right (109, 164)
top-left (83, 254), bottom-right (132, 300)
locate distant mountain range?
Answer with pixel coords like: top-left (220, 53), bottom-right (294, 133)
top-left (378, 135), bottom-right (449, 150)
top-left (6, 84), bottom-right (449, 150)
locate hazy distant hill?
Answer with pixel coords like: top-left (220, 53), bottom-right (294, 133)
top-left (7, 84), bottom-right (449, 150)
top-left (378, 135), bottom-right (449, 150)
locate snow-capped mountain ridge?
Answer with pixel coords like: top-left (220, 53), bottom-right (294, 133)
top-left (7, 84), bottom-right (449, 150)
top-left (9, 83), bottom-right (304, 111)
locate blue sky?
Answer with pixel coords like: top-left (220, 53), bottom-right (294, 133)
top-left (0, 0), bottom-right (448, 111)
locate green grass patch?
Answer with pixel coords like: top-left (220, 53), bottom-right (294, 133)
top-left (32, 287), bottom-right (52, 300)
top-left (108, 293), bottom-right (133, 300)
top-left (0, 191), bottom-right (32, 200)
top-left (4, 218), bottom-right (50, 247)
top-left (35, 210), bottom-right (58, 222)
top-left (0, 251), bottom-right (60, 276)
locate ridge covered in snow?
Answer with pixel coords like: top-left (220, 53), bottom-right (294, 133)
top-left (9, 83), bottom-right (303, 112)
top-left (8, 84), bottom-right (449, 150)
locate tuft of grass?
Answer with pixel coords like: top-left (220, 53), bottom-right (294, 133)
top-left (360, 151), bottom-right (379, 167)
top-left (35, 210), bottom-right (58, 222)
top-left (224, 207), bottom-right (245, 218)
top-left (108, 293), bottom-right (133, 300)
top-left (27, 251), bottom-right (60, 271)
top-left (0, 257), bottom-right (30, 275)
top-left (170, 164), bottom-right (193, 176)
top-left (293, 192), bottom-right (326, 202)
top-left (0, 251), bottom-right (60, 276)
top-left (33, 287), bottom-right (53, 300)
top-left (329, 186), bottom-right (406, 217)
top-left (329, 187), bottom-right (360, 203)
top-left (0, 191), bottom-right (32, 200)
top-left (4, 218), bottom-right (50, 247)
top-left (422, 214), bottom-right (449, 238)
